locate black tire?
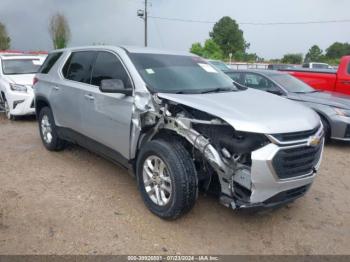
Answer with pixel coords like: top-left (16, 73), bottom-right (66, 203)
top-left (4, 100), bottom-right (15, 120)
top-left (38, 106), bottom-right (66, 151)
top-left (320, 116), bottom-right (331, 142)
top-left (136, 139), bottom-right (198, 220)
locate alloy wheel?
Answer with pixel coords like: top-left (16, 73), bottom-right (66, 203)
top-left (143, 155), bottom-right (172, 206)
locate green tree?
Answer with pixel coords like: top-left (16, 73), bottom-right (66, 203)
top-left (190, 42), bottom-right (204, 56)
top-left (281, 53), bottom-right (303, 64)
top-left (0, 22), bottom-right (11, 50)
top-left (201, 39), bottom-right (223, 59)
top-left (305, 45), bottom-right (323, 62)
top-left (190, 39), bottom-right (223, 60)
top-left (325, 42), bottom-right (350, 59)
top-left (209, 16), bottom-right (248, 58)
top-left (49, 13), bottom-right (71, 49)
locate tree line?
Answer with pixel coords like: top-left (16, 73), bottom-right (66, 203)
top-left (190, 16), bottom-right (350, 65)
top-left (280, 43), bottom-right (350, 65)
top-left (0, 13), bottom-right (71, 51)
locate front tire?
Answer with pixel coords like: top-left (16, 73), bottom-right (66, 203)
top-left (4, 100), bottom-right (15, 120)
top-left (136, 139), bottom-right (198, 220)
top-left (320, 116), bottom-right (331, 142)
top-left (38, 107), bottom-right (66, 151)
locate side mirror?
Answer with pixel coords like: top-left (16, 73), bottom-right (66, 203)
top-left (267, 89), bottom-right (284, 96)
top-left (232, 81), bottom-right (248, 90)
top-left (99, 79), bottom-right (133, 96)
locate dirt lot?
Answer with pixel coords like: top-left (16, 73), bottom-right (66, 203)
top-left (0, 113), bottom-right (349, 255)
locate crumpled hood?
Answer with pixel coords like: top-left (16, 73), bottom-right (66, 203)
top-left (288, 91), bottom-right (350, 110)
top-left (4, 74), bottom-right (35, 86)
top-left (158, 89), bottom-right (320, 134)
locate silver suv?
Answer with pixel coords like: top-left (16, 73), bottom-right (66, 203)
top-left (34, 46), bottom-right (324, 219)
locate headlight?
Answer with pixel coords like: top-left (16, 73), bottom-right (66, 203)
top-left (334, 108), bottom-right (350, 117)
top-left (10, 83), bottom-right (27, 92)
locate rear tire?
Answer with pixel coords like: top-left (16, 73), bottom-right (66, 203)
top-left (38, 107), bottom-right (66, 151)
top-left (136, 139), bottom-right (198, 220)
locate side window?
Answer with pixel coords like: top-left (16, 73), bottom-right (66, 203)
top-left (243, 73), bottom-right (278, 91)
top-left (91, 51), bottom-right (132, 88)
top-left (40, 52), bottom-right (63, 74)
top-left (227, 72), bottom-right (243, 84)
top-left (63, 51), bottom-right (96, 84)
top-left (347, 63), bottom-right (350, 75)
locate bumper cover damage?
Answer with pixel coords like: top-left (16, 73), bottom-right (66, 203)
top-left (131, 93), bottom-right (325, 211)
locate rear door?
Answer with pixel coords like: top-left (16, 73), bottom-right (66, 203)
top-left (52, 51), bottom-right (96, 132)
top-left (81, 50), bottom-right (134, 159)
top-left (336, 60), bottom-right (350, 95)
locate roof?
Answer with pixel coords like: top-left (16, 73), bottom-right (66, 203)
top-left (51, 45), bottom-right (193, 56)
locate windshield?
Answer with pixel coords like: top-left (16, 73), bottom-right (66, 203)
top-left (312, 63), bottom-right (329, 69)
top-left (128, 53), bottom-right (238, 94)
top-left (2, 59), bottom-right (42, 75)
top-left (208, 60), bottom-right (231, 71)
top-left (270, 74), bottom-right (315, 93)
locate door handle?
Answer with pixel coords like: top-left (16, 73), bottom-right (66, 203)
top-left (341, 81), bottom-right (350, 85)
top-left (53, 86), bottom-right (60, 91)
top-left (84, 94), bottom-right (95, 101)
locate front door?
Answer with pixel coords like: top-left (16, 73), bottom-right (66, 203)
top-left (81, 51), bottom-right (134, 159)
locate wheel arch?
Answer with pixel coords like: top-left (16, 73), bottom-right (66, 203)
top-left (35, 96), bottom-right (51, 118)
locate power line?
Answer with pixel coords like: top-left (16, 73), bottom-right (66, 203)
top-left (148, 16), bottom-right (350, 26)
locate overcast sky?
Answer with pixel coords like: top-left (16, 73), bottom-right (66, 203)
top-left (0, 0), bottom-right (349, 59)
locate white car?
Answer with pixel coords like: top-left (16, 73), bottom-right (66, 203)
top-left (302, 62), bottom-right (333, 70)
top-left (0, 54), bottom-right (45, 120)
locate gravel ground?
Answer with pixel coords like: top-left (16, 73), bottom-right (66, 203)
top-left (0, 113), bottom-right (349, 255)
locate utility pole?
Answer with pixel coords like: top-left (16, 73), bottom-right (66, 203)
top-left (137, 1), bottom-right (148, 47)
top-left (144, 0), bottom-right (148, 47)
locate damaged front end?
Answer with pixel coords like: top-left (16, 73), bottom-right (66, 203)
top-left (132, 93), bottom-right (324, 211)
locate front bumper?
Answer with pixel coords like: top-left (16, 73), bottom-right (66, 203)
top-left (330, 114), bottom-right (350, 141)
top-left (224, 126), bottom-right (324, 209)
top-left (7, 89), bottom-right (35, 116)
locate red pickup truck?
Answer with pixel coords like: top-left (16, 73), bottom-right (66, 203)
top-left (284, 56), bottom-right (350, 95)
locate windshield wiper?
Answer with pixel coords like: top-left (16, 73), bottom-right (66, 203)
top-left (294, 90), bottom-right (319, 94)
top-left (199, 87), bottom-right (236, 94)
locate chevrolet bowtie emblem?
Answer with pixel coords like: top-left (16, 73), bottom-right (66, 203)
top-left (308, 135), bottom-right (321, 147)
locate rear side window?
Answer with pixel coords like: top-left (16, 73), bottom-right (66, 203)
top-left (243, 73), bottom-right (277, 91)
top-left (91, 51), bottom-right (132, 88)
top-left (226, 72), bottom-right (242, 84)
top-left (348, 62), bottom-right (350, 74)
top-left (63, 51), bottom-right (96, 84)
top-left (40, 52), bottom-right (62, 74)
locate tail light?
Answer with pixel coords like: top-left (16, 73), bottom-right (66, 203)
top-left (33, 77), bottom-right (38, 86)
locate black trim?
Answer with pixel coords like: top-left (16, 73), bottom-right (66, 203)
top-left (56, 127), bottom-right (131, 170)
top-left (235, 184), bottom-right (312, 212)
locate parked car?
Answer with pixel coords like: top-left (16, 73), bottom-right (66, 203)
top-left (0, 54), bottom-right (45, 120)
top-left (206, 59), bottom-right (232, 72)
top-left (34, 46), bottom-right (324, 219)
top-left (225, 69), bottom-right (350, 141)
top-left (267, 64), bottom-right (296, 70)
top-left (302, 62), bottom-right (333, 70)
top-left (282, 56), bottom-right (350, 95)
